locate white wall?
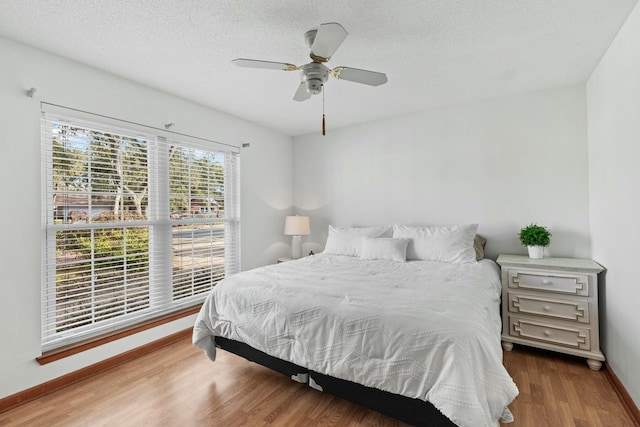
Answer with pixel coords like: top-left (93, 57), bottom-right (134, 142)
top-left (293, 85), bottom-right (591, 260)
top-left (587, 1), bottom-right (640, 406)
top-left (0, 36), bottom-right (292, 399)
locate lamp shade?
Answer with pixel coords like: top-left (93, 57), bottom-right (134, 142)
top-left (284, 215), bottom-right (310, 236)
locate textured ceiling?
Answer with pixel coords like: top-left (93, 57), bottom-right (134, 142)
top-left (0, 0), bottom-right (637, 136)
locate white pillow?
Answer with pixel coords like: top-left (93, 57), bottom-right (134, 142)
top-left (392, 224), bottom-right (478, 263)
top-left (360, 237), bottom-right (410, 262)
top-left (323, 225), bottom-right (390, 257)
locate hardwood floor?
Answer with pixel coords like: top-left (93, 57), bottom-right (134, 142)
top-left (502, 347), bottom-right (637, 427)
top-left (0, 337), bottom-right (636, 426)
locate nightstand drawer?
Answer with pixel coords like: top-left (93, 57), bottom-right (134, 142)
top-left (509, 317), bottom-right (591, 350)
top-left (508, 269), bottom-right (589, 296)
top-left (508, 293), bottom-right (589, 323)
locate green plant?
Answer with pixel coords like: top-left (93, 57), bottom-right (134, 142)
top-left (518, 223), bottom-right (552, 247)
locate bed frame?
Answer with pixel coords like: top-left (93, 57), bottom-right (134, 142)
top-left (215, 336), bottom-right (456, 426)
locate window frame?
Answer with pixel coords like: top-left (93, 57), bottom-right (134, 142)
top-left (41, 107), bottom-right (240, 353)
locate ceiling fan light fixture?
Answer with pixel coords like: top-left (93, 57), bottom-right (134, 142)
top-left (300, 62), bottom-right (329, 95)
top-left (306, 78), bottom-right (323, 95)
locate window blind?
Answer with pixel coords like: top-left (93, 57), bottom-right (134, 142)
top-left (41, 112), bottom-right (240, 351)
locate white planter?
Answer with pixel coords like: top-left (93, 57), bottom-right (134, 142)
top-left (527, 245), bottom-right (545, 259)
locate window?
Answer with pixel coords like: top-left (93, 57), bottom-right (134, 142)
top-left (41, 111), bottom-right (240, 351)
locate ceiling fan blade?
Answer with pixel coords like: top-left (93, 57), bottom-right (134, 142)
top-left (310, 23), bottom-right (348, 60)
top-left (331, 67), bottom-right (388, 86)
top-left (293, 82), bottom-right (311, 102)
top-left (232, 58), bottom-right (299, 71)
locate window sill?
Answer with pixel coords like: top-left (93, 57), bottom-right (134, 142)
top-left (36, 305), bottom-right (201, 365)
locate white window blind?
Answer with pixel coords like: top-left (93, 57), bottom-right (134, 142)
top-left (41, 112), bottom-right (240, 351)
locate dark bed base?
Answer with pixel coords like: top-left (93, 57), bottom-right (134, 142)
top-left (309, 370), bottom-right (456, 427)
top-left (215, 336), bottom-right (455, 427)
top-left (215, 336), bottom-right (307, 381)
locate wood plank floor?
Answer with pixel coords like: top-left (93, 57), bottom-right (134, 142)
top-left (0, 337), bottom-right (636, 426)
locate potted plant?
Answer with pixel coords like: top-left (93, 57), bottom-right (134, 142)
top-left (518, 223), bottom-right (551, 259)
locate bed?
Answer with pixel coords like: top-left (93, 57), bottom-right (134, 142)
top-left (193, 225), bottom-right (519, 427)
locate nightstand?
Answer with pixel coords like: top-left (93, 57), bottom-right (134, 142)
top-left (497, 254), bottom-right (604, 370)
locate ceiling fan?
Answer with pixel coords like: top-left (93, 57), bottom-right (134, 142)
top-left (232, 22), bottom-right (388, 102)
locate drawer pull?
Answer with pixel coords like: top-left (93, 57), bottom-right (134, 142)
top-left (543, 305), bottom-right (551, 312)
top-left (542, 280), bottom-right (552, 286)
top-left (544, 330), bottom-right (551, 337)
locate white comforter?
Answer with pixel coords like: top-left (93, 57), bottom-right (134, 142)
top-left (193, 254), bottom-right (518, 427)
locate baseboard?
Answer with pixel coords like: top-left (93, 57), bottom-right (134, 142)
top-left (604, 361), bottom-right (640, 425)
top-left (0, 327), bottom-right (192, 414)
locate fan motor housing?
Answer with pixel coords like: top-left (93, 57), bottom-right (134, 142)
top-left (301, 62), bottom-right (329, 95)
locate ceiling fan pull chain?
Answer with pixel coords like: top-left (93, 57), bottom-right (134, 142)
top-left (322, 86), bottom-right (326, 136)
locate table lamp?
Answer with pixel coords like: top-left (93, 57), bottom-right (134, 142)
top-left (284, 215), bottom-right (310, 259)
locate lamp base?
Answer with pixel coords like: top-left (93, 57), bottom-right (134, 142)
top-left (291, 235), bottom-right (302, 259)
